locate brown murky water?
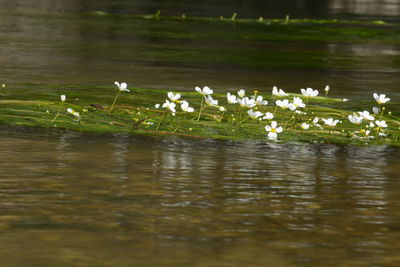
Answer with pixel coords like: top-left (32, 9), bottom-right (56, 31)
top-left (1, 128), bottom-right (400, 266)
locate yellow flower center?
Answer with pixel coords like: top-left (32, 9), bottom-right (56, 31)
top-left (271, 128), bottom-right (276, 133)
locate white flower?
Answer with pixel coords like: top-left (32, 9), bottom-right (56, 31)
top-left (162, 100), bottom-right (176, 113)
top-left (238, 97), bottom-right (256, 108)
top-left (1, 84), bottom-right (5, 88)
top-left (358, 111), bottom-right (375, 121)
top-left (352, 129), bottom-right (373, 140)
top-left (195, 86), bottom-right (213, 96)
top-left (114, 81), bottom-right (129, 92)
top-left (301, 88), bottom-right (319, 97)
top-left (265, 121), bottom-right (283, 140)
top-left (276, 99), bottom-right (290, 109)
top-left (262, 112), bottom-right (274, 120)
top-left (348, 114), bottom-right (363, 125)
top-left (180, 101), bottom-right (194, 112)
top-left (322, 118), bottom-right (339, 127)
top-left (247, 109), bottom-right (263, 119)
top-left (227, 92), bottom-right (238, 104)
top-left (167, 92), bottom-right (181, 102)
top-left (373, 93), bottom-right (390, 104)
top-left (301, 122), bottom-right (310, 130)
top-left (219, 106), bottom-right (226, 112)
top-left (288, 103), bottom-right (296, 111)
top-left (372, 107), bottom-right (380, 114)
top-left (155, 104), bottom-right (160, 109)
top-left (60, 95), bottom-right (66, 102)
top-left (254, 95), bottom-right (268, 106)
top-left (312, 117), bottom-right (322, 129)
top-left (205, 95), bottom-right (218, 106)
top-left (272, 86), bottom-right (288, 97)
top-left (367, 121), bottom-right (375, 128)
top-left (67, 108), bottom-right (81, 119)
top-left (324, 85), bottom-right (330, 93)
top-left (237, 89), bottom-right (246, 98)
top-left (342, 98), bottom-right (350, 102)
top-left (375, 120), bottom-right (388, 128)
top-left (289, 97), bottom-right (305, 111)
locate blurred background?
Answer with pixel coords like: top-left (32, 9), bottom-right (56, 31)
top-left (2, 0), bottom-right (400, 20)
top-left (0, 0), bottom-right (399, 98)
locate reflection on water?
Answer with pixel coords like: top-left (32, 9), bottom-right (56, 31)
top-left (330, 0), bottom-right (400, 18)
top-left (1, 127), bottom-right (400, 266)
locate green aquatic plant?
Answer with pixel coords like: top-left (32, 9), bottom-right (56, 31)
top-left (324, 85), bottom-right (330, 97)
top-left (67, 108), bottom-right (81, 121)
top-left (109, 81), bottom-right (129, 114)
top-left (231, 13), bottom-right (237, 21)
top-left (0, 83), bottom-right (398, 146)
top-left (195, 86), bottom-right (213, 121)
top-left (51, 94), bottom-right (66, 124)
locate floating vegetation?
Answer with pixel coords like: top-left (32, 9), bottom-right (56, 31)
top-left (0, 83), bottom-right (398, 146)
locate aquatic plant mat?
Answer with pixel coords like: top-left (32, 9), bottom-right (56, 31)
top-left (0, 84), bottom-right (398, 146)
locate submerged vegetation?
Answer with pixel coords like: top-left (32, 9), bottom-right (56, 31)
top-left (0, 83), bottom-right (398, 146)
top-left (85, 11), bottom-right (400, 45)
top-left (90, 10), bottom-right (390, 26)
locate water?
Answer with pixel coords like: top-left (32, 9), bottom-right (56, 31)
top-left (1, 1), bottom-right (400, 265)
top-left (1, 128), bottom-right (400, 266)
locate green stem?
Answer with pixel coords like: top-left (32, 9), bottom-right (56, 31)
top-left (273, 105), bottom-right (278, 115)
top-left (284, 116), bottom-right (295, 128)
top-left (237, 107), bottom-right (244, 126)
top-left (231, 106), bottom-right (239, 123)
top-left (51, 103), bottom-right (63, 123)
top-left (156, 112), bottom-right (167, 131)
top-left (80, 110), bottom-right (86, 123)
top-left (240, 116), bottom-right (248, 126)
top-left (375, 127), bottom-right (382, 139)
top-left (196, 97), bottom-right (204, 121)
top-left (109, 91), bottom-right (121, 114)
top-left (220, 111), bottom-right (225, 122)
top-left (292, 113), bottom-right (298, 126)
top-left (379, 105), bottom-right (384, 119)
top-left (173, 120), bottom-right (181, 133)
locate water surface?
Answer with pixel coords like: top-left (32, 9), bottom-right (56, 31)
top-left (1, 128), bottom-right (400, 266)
